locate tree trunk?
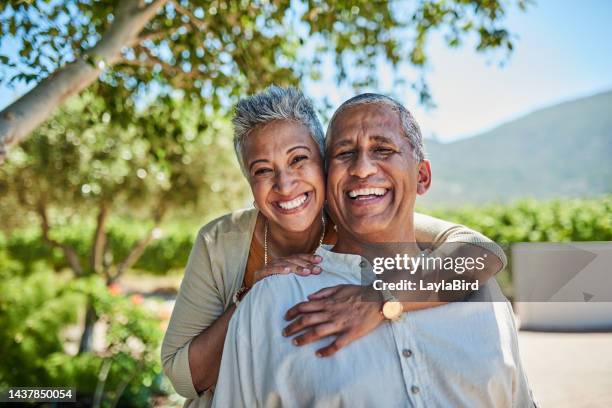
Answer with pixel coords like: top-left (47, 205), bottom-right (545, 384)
top-left (0, 0), bottom-right (168, 163)
top-left (78, 296), bottom-right (98, 354)
top-left (91, 203), bottom-right (110, 274)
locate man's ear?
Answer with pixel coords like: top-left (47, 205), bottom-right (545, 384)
top-left (416, 159), bottom-right (431, 195)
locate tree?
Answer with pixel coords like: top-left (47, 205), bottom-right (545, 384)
top-left (0, 84), bottom-right (248, 351)
top-left (0, 0), bottom-right (527, 161)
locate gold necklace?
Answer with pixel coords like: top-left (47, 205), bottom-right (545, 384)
top-left (264, 214), bottom-right (326, 266)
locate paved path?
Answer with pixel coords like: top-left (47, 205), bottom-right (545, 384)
top-left (518, 331), bottom-right (612, 407)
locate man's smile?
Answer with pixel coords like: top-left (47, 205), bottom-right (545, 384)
top-left (344, 186), bottom-right (391, 207)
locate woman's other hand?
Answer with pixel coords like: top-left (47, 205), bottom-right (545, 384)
top-left (253, 254), bottom-right (323, 283)
top-left (283, 284), bottom-right (384, 357)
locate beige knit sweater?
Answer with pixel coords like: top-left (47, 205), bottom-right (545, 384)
top-left (161, 208), bottom-right (507, 407)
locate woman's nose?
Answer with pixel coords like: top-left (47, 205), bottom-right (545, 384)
top-left (273, 169), bottom-right (298, 195)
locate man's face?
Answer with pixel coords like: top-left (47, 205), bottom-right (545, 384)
top-left (326, 103), bottom-right (431, 243)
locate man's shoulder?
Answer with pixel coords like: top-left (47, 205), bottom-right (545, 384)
top-left (466, 279), bottom-right (508, 303)
top-left (242, 274), bottom-right (304, 308)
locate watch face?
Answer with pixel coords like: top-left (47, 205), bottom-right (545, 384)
top-left (383, 301), bottom-right (402, 320)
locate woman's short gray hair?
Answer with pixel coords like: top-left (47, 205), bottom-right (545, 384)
top-left (326, 93), bottom-right (425, 162)
top-left (233, 86), bottom-right (325, 176)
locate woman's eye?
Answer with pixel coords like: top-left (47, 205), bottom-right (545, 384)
top-left (254, 168), bottom-right (272, 176)
top-left (291, 155), bottom-right (308, 165)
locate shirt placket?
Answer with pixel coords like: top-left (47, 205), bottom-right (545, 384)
top-left (390, 317), bottom-right (429, 408)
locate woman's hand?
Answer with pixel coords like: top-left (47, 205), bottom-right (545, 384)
top-left (283, 284), bottom-right (384, 357)
top-left (253, 254), bottom-right (323, 283)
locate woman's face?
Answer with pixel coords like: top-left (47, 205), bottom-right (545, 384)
top-left (243, 119), bottom-right (325, 233)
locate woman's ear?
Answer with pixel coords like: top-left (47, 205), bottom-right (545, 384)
top-left (416, 159), bottom-right (432, 195)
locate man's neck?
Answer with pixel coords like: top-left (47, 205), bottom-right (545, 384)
top-left (332, 219), bottom-right (417, 256)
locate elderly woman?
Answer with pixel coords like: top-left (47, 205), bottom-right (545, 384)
top-left (161, 86), bottom-right (506, 407)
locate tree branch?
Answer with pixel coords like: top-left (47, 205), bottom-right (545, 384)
top-left (170, 0), bottom-right (209, 32)
top-left (136, 45), bottom-right (179, 76)
top-left (0, 0), bottom-right (170, 163)
top-left (37, 201), bottom-right (84, 276)
top-left (134, 23), bottom-right (190, 45)
top-left (113, 202), bottom-right (166, 279)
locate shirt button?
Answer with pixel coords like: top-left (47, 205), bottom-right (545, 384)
top-left (359, 260), bottom-right (366, 268)
top-left (402, 349), bottom-right (413, 358)
top-left (411, 385), bottom-right (420, 394)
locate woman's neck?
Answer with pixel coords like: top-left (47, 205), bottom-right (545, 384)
top-left (265, 213), bottom-right (325, 258)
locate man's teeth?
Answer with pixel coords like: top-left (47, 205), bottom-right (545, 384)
top-left (348, 188), bottom-right (386, 198)
top-left (278, 194), bottom-right (308, 210)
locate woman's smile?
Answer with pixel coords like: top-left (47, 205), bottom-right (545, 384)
top-left (272, 190), bottom-right (314, 214)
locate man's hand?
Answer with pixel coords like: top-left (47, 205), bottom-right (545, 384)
top-left (253, 254), bottom-right (322, 283)
top-left (283, 284), bottom-right (384, 357)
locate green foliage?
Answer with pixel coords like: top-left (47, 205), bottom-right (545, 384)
top-left (3, 197), bottom-right (610, 278)
top-left (2, 218), bottom-right (195, 276)
top-left (0, 88), bottom-right (249, 281)
top-left (424, 196), bottom-right (612, 243)
top-left (0, 0), bottom-right (527, 108)
top-left (0, 86), bottom-right (248, 217)
top-left (0, 269), bottom-right (166, 406)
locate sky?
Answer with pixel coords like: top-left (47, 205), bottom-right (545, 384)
top-left (1, 0), bottom-right (611, 143)
top-left (304, 0), bottom-right (612, 142)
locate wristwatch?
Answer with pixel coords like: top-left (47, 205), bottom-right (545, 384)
top-left (380, 289), bottom-right (403, 321)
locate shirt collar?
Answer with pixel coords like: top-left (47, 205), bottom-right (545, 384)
top-left (315, 245), bottom-right (367, 278)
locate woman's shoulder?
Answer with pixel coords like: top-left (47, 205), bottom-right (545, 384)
top-left (197, 207), bottom-right (258, 241)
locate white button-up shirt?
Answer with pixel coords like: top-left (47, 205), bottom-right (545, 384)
top-left (212, 246), bottom-right (535, 408)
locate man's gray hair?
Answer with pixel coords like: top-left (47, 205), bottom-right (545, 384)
top-left (232, 86), bottom-right (325, 176)
top-left (326, 93), bottom-right (425, 162)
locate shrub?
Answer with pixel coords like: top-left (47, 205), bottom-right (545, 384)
top-left (0, 270), bottom-right (167, 407)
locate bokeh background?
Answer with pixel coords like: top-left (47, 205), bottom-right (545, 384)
top-left (0, 0), bottom-right (610, 406)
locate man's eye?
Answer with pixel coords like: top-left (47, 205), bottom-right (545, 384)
top-left (335, 150), bottom-right (355, 159)
top-left (291, 155), bottom-right (308, 165)
top-left (373, 147), bottom-right (394, 154)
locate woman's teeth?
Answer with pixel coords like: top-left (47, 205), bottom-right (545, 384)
top-left (348, 188), bottom-right (386, 198)
top-left (278, 193), bottom-right (308, 210)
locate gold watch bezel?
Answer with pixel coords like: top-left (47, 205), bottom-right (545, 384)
top-left (382, 299), bottom-right (403, 320)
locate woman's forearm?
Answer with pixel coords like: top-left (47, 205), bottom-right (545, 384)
top-left (188, 304), bottom-right (236, 393)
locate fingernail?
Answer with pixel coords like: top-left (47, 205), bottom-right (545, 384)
top-left (303, 268), bottom-right (310, 274)
top-left (284, 267), bottom-right (290, 272)
top-left (313, 266), bottom-right (322, 273)
top-left (314, 255), bottom-right (322, 262)
top-left (315, 351), bottom-right (322, 357)
top-left (293, 339), bottom-right (299, 346)
top-left (282, 329), bottom-right (287, 336)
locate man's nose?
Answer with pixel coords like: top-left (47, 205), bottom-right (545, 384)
top-left (348, 151), bottom-right (377, 179)
top-left (274, 169), bottom-right (298, 195)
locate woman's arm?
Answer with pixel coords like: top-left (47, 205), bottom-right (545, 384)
top-left (282, 213), bottom-right (507, 357)
top-left (186, 253), bottom-right (322, 392)
top-left (187, 305), bottom-right (236, 392)
top-left (161, 228), bottom-right (225, 399)
top-left (414, 211), bottom-right (507, 277)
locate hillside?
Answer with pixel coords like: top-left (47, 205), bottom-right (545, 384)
top-left (420, 90), bottom-right (612, 205)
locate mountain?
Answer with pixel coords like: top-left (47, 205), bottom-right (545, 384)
top-left (420, 90), bottom-right (612, 205)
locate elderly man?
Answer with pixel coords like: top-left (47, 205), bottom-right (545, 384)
top-left (212, 94), bottom-right (535, 407)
